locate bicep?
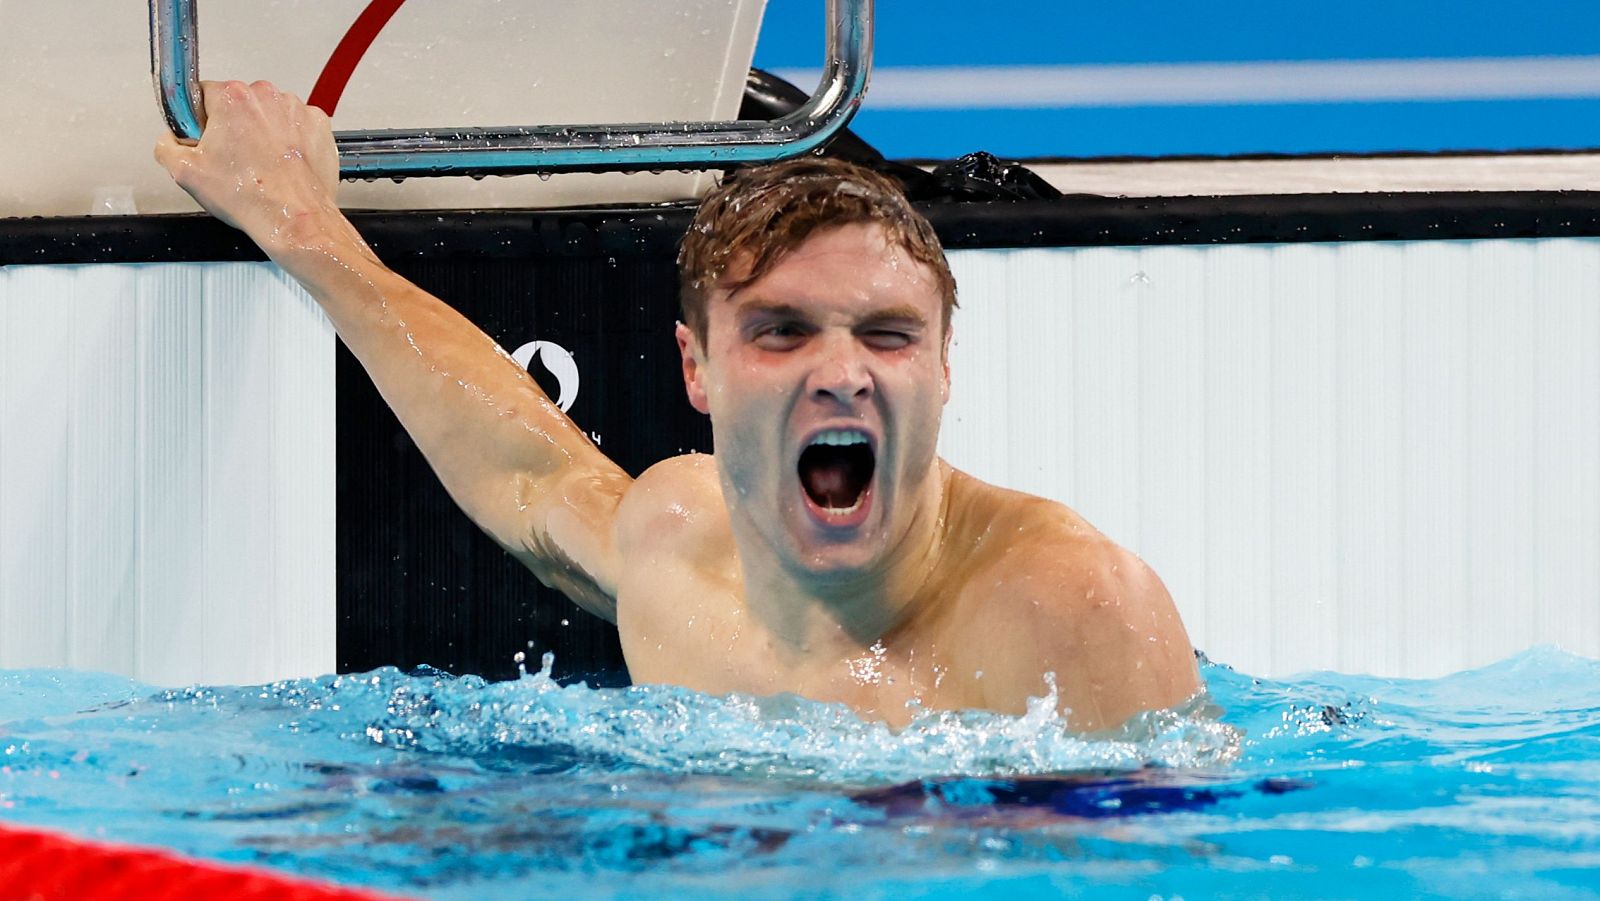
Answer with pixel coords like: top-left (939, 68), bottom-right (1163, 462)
top-left (491, 452), bottom-right (717, 627)
top-left (480, 459), bottom-right (632, 624)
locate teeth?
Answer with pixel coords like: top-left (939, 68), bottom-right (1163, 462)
top-left (822, 495), bottom-right (865, 515)
top-left (810, 429), bottom-right (868, 447)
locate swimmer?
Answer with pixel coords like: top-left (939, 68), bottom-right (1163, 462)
top-left (156, 81), bottom-right (1199, 731)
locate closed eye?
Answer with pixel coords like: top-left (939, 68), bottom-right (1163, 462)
top-left (753, 321), bottom-right (811, 350)
top-left (860, 329), bottom-right (916, 350)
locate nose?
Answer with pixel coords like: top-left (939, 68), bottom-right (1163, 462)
top-left (806, 334), bottom-right (873, 406)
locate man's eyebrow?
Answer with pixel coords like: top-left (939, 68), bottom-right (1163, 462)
top-left (733, 300), bottom-right (811, 320)
top-left (857, 305), bottom-right (928, 328)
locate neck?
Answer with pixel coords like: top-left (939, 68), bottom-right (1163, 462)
top-left (733, 460), bottom-right (953, 653)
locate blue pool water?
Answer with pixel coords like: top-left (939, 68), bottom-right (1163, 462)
top-left (2, 648), bottom-right (1599, 899)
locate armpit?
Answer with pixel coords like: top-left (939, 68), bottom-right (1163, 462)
top-left (515, 467), bottom-right (633, 623)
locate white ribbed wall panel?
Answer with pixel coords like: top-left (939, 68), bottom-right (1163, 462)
top-left (0, 263), bottom-right (335, 685)
top-left (941, 239), bottom-right (1600, 678)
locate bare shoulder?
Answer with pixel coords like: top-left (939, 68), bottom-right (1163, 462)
top-left (942, 469), bottom-right (1111, 581)
top-left (961, 483), bottom-right (1154, 622)
top-left (615, 453), bottom-right (730, 563)
top-left (611, 454), bottom-right (739, 658)
top-left (947, 473), bottom-right (1200, 729)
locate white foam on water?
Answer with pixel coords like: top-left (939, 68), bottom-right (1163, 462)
top-left (350, 654), bottom-right (1243, 784)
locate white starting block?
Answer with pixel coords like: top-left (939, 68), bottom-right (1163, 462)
top-left (0, 0), bottom-right (772, 217)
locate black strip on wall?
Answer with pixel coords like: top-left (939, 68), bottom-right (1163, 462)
top-left (6, 190), bottom-right (1600, 268)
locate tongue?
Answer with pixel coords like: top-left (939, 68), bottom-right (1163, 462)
top-left (799, 444), bottom-right (874, 509)
top-left (805, 463), bottom-right (856, 508)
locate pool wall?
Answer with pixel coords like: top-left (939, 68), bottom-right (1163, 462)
top-left (3, 186), bottom-right (1599, 684)
top-left (940, 238), bottom-right (1600, 678)
top-left (0, 263), bottom-right (336, 685)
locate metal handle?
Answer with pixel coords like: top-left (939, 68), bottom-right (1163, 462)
top-left (150, 0), bottom-right (873, 178)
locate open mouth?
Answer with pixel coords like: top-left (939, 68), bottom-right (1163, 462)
top-left (798, 429), bottom-right (876, 515)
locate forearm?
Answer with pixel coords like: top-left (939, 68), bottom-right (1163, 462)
top-left (267, 207), bottom-right (618, 535)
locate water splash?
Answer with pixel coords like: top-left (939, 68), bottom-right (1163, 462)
top-left (250, 653), bottom-right (1241, 785)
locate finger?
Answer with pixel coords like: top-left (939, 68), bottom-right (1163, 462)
top-left (250, 80), bottom-right (285, 105)
top-left (152, 131), bottom-right (197, 176)
top-left (190, 80), bottom-right (243, 140)
top-left (277, 90), bottom-right (313, 125)
top-left (199, 79), bottom-right (240, 112)
top-left (299, 97), bottom-right (334, 134)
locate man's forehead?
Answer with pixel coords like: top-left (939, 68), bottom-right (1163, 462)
top-left (718, 223), bottom-right (891, 275)
top-left (714, 227), bottom-right (938, 308)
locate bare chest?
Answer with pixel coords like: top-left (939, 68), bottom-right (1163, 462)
top-left (615, 565), bottom-right (991, 727)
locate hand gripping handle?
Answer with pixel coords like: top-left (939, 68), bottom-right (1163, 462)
top-left (149, 0), bottom-right (873, 178)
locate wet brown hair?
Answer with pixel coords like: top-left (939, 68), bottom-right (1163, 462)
top-left (677, 156), bottom-right (957, 347)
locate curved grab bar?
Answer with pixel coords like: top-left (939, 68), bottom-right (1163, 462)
top-left (149, 0), bottom-right (872, 178)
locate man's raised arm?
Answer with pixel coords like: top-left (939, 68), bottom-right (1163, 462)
top-left (155, 80), bottom-right (630, 621)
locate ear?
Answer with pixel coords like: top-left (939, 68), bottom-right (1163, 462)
top-left (939, 325), bottom-right (953, 405)
top-left (676, 322), bottom-right (711, 415)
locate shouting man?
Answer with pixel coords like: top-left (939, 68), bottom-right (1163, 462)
top-left (157, 81), bottom-right (1199, 730)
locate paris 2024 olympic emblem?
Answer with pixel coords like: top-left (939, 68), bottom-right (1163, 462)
top-left (510, 340), bottom-right (580, 413)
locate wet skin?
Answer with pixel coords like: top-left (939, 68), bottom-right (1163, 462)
top-left (157, 81), bottom-right (1200, 731)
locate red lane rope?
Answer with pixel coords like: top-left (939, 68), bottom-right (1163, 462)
top-left (0, 821), bottom-right (412, 901)
top-left (307, 0), bottom-right (410, 115)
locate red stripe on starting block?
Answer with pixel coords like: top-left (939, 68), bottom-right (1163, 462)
top-left (309, 0), bottom-right (410, 115)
